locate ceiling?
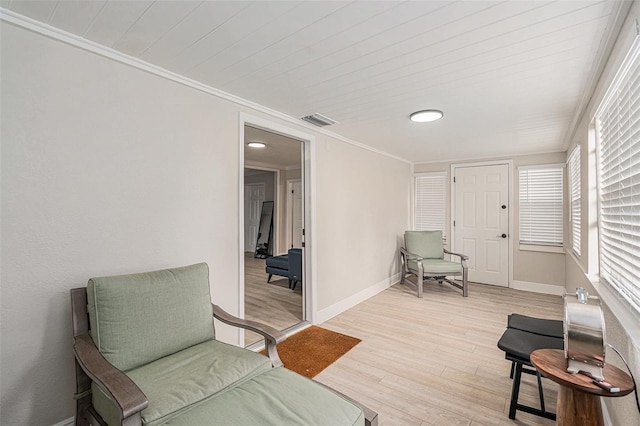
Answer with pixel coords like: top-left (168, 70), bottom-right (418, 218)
top-left (3, 0), bottom-right (631, 163)
top-left (244, 125), bottom-right (302, 169)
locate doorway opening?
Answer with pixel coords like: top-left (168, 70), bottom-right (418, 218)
top-left (241, 120), bottom-right (311, 347)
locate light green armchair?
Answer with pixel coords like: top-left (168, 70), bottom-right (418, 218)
top-left (400, 230), bottom-right (469, 297)
top-left (71, 263), bottom-right (376, 426)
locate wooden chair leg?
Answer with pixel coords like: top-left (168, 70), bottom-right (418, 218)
top-left (267, 274), bottom-right (273, 283)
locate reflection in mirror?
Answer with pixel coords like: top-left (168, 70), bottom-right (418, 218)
top-left (254, 201), bottom-right (274, 258)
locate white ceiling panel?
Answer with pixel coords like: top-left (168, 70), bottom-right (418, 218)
top-left (8, 0), bottom-right (57, 23)
top-left (3, 0), bottom-right (632, 163)
top-left (49, 1), bottom-right (107, 36)
top-left (217, 1), bottom-right (398, 89)
top-left (188, 1), bottom-right (350, 84)
top-left (167, 1), bottom-right (299, 75)
top-left (112, 1), bottom-right (201, 55)
top-left (83, 0), bottom-right (154, 48)
top-left (139, 1), bottom-right (252, 66)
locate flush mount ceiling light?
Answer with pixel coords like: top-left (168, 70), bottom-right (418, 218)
top-left (247, 141), bottom-right (266, 148)
top-left (410, 109), bottom-right (444, 122)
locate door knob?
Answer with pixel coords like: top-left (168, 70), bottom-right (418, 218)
top-left (496, 233), bottom-right (507, 238)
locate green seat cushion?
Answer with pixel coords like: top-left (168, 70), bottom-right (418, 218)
top-left (163, 367), bottom-right (365, 426)
top-left (92, 340), bottom-right (273, 426)
top-left (87, 263), bottom-right (214, 371)
top-left (405, 230), bottom-right (444, 259)
top-left (407, 258), bottom-right (463, 275)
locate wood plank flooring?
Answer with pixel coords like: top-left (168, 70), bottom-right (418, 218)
top-left (313, 281), bottom-right (564, 426)
top-left (244, 252), bottom-right (303, 346)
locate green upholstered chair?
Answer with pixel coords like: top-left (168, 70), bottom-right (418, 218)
top-left (71, 263), bottom-right (376, 426)
top-left (400, 230), bottom-right (469, 297)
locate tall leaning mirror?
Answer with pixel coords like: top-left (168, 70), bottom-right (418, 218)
top-left (254, 201), bottom-right (274, 258)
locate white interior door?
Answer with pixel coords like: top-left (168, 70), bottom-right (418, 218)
top-left (287, 179), bottom-right (303, 248)
top-left (244, 183), bottom-right (265, 252)
top-left (453, 164), bottom-right (509, 286)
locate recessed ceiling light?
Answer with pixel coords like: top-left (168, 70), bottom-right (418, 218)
top-left (410, 110), bottom-right (444, 122)
top-left (247, 142), bottom-right (266, 148)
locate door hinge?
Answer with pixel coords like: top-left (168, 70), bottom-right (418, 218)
top-left (453, 177), bottom-right (456, 183)
top-left (453, 220), bottom-right (456, 227)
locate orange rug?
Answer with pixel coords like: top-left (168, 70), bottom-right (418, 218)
top-left (264, 326), bottom-right (361, 378)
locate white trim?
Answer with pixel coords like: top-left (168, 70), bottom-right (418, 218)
top-left (0, 8), bottom-right (410, 166)
top-left (238, 113), bottom-right (317, 337)
top-left (316, 273), bottom-right (400, 324)
top-left (518, 244), bottom-right (565, 254)
top-left (51, 417), bottom-right (74, 426)
top-left (511, 280), bottom-right (566, 296)
top-left (450, 160), bottom-right (514, 288)
top-left (602, 399), bottom-right (614, 426)
top-left (285, 179), bottom-right (302, 251)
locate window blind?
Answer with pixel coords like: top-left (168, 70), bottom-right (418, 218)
top-left (568, 146), bottom-right (581, 256)
top-left (595, 37), bottom-right (640, 312)
top-left (414, 173), bottom-right (446, 239)
top-left (519, 165), bottom-right (564, 246)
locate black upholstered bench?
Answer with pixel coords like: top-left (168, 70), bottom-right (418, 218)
top-left (497, 314), bottom-right (563, 420)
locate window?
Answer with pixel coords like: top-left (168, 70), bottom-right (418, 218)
top-left (568, 146), bottom-right (581, 256)
top-left (519, 165), bottom-right (564, 247)
top-left (414, 172), bottom-right (446, 239)
top-left (595, 38), bottom-right (640, 313)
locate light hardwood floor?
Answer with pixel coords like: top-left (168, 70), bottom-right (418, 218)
top-left (313, 281), bottom-right (563, 426)
top-left (244, 252), bottom-right (303, 346)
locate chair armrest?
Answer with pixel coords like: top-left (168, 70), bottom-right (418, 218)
top-left (400, 247), bottom-right (423, 261)
top-left (443, 248), bottom-right (469, 261)
top-left (212, 304), bottom-right (286, 367)
top-left (73, 333), bottom-right (148, 420)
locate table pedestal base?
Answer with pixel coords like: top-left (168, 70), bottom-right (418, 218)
top-left (557, 385), bottom-right (603, 426)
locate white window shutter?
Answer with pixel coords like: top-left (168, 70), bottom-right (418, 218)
top-left (414, 173), bottom-right (446, 239)
top-left (568, 146), bottom-right (581, 256)
top-left (519, 165), bottom-right (564, 246)
top-left (596, 37), bottom-right (640, 313)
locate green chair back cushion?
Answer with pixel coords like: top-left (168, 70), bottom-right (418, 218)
top-left (87, 263), bottom-right (214, 371)
top-left (405, 230), bottom-right (444, 259)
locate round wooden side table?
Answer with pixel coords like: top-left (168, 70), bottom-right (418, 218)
top-left (531, 349), bottom-right (634, 426)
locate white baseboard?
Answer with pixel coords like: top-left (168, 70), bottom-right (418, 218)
top-left (511, 280), bottom-right (565, 296)
top-left (316, 273), bottom-right (400, 324)
top-left (52, 416), bottom-right (74, 426)
top-left (602, 399), bottom-right (613, 426)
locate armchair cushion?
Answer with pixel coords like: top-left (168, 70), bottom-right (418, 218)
top-left (92, 339), bottom-right (272, 426)
top-left (407, 258), bottom-right (463, 275)
top-left (87, 263), bottom-right (214, 371)
top-left (405, 230), bottom-right (444, 259)
top-left (162, 367), bottom-right (365, 426)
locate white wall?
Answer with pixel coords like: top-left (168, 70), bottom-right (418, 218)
top-left (0, 22), bottom-right (411, 425)
top-left (564, 1), bottom-right (640, 424)
top-left (315, 137), bottom-right (411, 312)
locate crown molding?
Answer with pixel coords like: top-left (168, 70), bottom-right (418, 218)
top-left (0, 8), bottom-right (411, 165)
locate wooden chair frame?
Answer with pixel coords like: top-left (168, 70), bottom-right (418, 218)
top-left (71, 287), bottom-right (377, 426)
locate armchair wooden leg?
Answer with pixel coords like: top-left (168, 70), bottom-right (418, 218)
top-left (417, 275), bottom-right (423, 298)
top-left (267, 274), bottom-right (273, 283)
